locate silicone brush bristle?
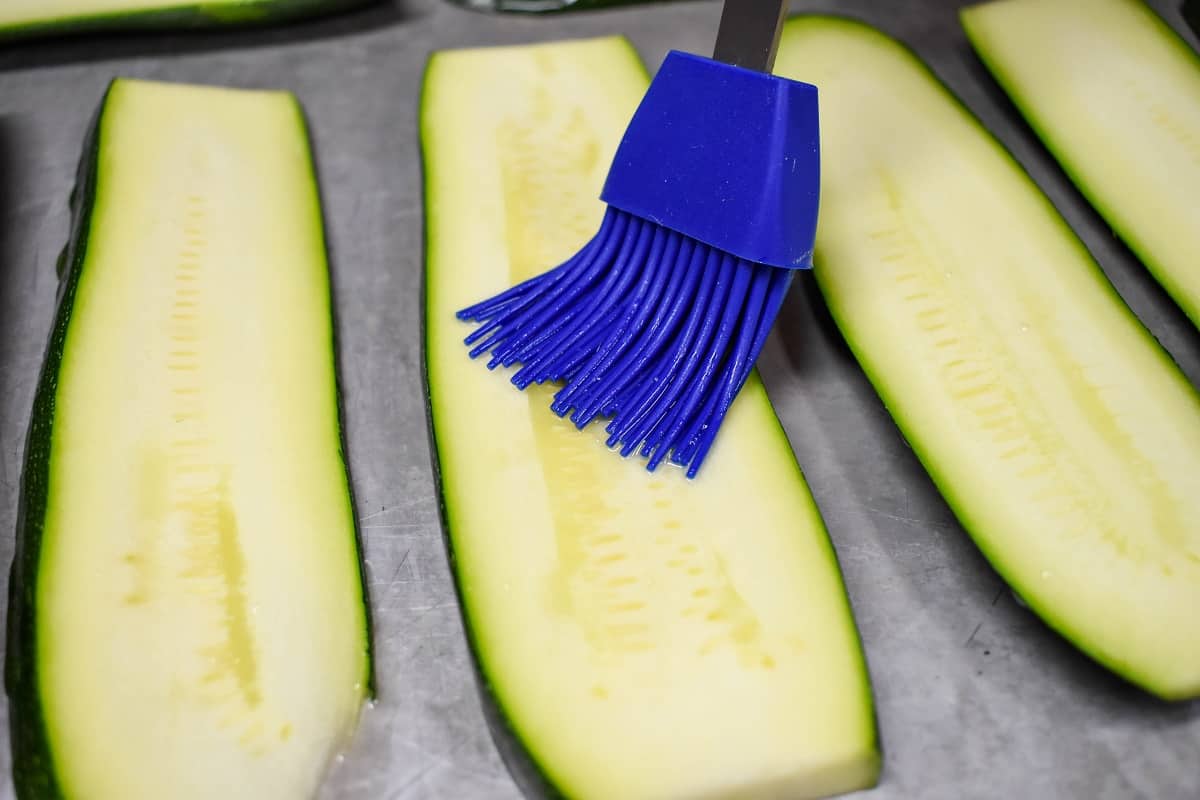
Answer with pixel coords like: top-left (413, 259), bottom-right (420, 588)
top-left (457, 206), bottom-right (792, 478)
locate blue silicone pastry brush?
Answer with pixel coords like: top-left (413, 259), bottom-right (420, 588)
top-left (456, 0), bottom-right (820, 478)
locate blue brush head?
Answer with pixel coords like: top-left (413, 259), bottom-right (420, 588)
top-left (457, 50), bottom-right (821, 479)
top-left (602, 50), bottom-right (820, 270)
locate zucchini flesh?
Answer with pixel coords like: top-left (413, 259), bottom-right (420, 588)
top-left (960, 0), bottom-right (1200, 327)
top-left (6, 78), bottom-right (372, 798)
top-left (774, 16), bottom-right (1200, 700)
top-left (421, 36), bottom-right (879, 799)
top-left (0, 0), bottom-right (369, 40)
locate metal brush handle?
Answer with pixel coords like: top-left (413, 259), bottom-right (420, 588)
top-left (712, 0), bottom-right (789, 73)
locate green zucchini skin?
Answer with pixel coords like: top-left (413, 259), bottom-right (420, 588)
top-left (3, 82), bottom-right (110, 800)
top-left (418, 441), bottom-right (563, 800)
top-left (0, 0), bottom-right (375, 43)
top-left (291, 95), bottom-right (378, 703)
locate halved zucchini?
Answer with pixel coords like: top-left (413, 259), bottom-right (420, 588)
top-left (5, 78), bottom-right (372, 799)
top-left (446, 0), bottom-right (674, 13)
top-left (774, 15), bottom-right (1200, 700)
top-left (960, 0), bottom-right (1200, 327)
top-left (0, 0), bottom-right (370, 41)
top-left (420, 35), bottom-right (880, 799)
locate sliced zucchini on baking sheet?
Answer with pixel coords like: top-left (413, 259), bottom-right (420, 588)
top-left (961, 0), bottom-right (1200, 328)
top-left (421, 35), bottom-right (880, 799)
top-left (5, 78), bottom-right (372, 799)
top-left (774, 15), bottom-right (1200, 700)
top-left (0, 0), bottom-right (370, 41)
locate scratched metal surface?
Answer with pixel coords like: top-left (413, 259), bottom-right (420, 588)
top-left (1, 0), bottom-right (1199, 798)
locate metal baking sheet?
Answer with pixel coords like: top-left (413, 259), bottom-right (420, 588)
top-left (1, 1), bottom-right (1198, 797)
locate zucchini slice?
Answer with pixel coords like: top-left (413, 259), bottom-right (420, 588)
top-left (960, 0), bottom-right (1200, 327)
top-left (445, 0), bottom-right (674, 13)
top-left (5, 78), bottom-right (372, 799)
top-left (773, 16), bottom-right (1200, 700)
top-left (421, 36), bottom-right (880, 799)
top-left (0, 0), bottom-right (370, 41)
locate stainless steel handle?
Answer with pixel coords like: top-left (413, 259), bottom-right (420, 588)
top-left (712, 0), bottom-right (789, 73)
